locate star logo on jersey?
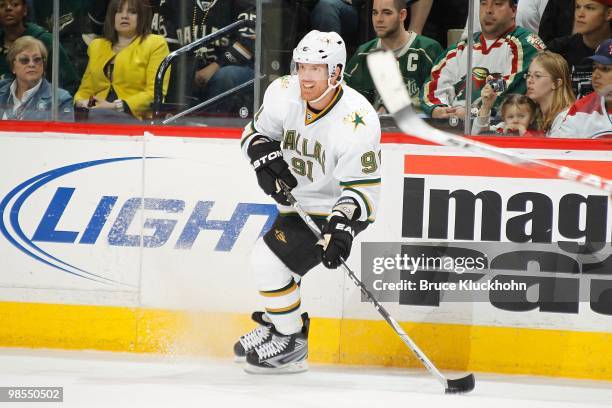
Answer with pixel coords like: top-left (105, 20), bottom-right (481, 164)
top-left (351, 113), bottom-right (366, 130)
top-left (274, 229), bottom-right (287, 244)
top-left (343, 110), bottom-right (368, 130)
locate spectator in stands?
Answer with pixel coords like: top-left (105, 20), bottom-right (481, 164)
top-left (516, 0), bottom-right (550, 35)
top-left (158, 0), bottom-right (255, 115)
top-left (407, 0), bottom-right (432, 34)
top-left (418, 0), bottom-right (468, 49)
top-left (33, 0), bottom-right (109, 78)
top-left (0, 36), bottom-right (73, 121)
top-left (525, 51), bottom-right (575, 135)
top-left (345, 0), bottom-right (443, 113)
top-left (422, 0), bottom-right (545, 120)
top-left (74, 0), bottom-right (170, 121)
top-left (555, 39), bottom-right (612, 138)
top-left (0, 0), bottom-right (79, 94)
top-left (539, 0), bottom-right (574, 44)
top-left (473, 92), bottom-right (542, 136)
top-left (310, 0), bottom-right (364, 45)
top-left (398, 0), bottom-right (471, 41)
top-left (548, 0), bottom-right (611, 99)
top-left (465, 0), bottom-right (550, 37)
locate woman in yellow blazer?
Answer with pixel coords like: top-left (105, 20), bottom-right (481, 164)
top-left (74, 0), bottom-right (170, 120)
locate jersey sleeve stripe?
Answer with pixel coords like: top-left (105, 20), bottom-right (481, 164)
top-left (339, 178), bottom-right (381, 187)
top-left (240, 121), bottom-right (260, 147)
top-left (342, 187), bottom-right (374, 221)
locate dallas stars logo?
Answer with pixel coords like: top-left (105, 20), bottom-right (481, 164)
top-left (343, 110), bottom-right (368, 130)
top-left (351, 113), bottom-right (365, 130)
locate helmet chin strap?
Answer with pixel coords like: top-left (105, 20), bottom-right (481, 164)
top-left (308, 76), bottom-right (340, 105)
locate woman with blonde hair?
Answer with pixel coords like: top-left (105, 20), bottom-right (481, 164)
top-left (525, 50), bottom-right (576, 135)
top-left (74, 0), bottom-right (170, 121)
top-left (0, 36), bottom-right (73, 121)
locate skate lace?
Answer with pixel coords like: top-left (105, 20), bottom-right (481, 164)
top-left (240, 325), bottom-right (270, 350)
top-left (256, 335), bottom-right (290, 359)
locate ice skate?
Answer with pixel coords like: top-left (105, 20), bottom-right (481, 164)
top-left (244, 314), bottom-right (309, 374)
top-left (233, 311), bottom-right (274, 362)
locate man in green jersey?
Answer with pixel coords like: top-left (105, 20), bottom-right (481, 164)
top-left (344, 0), bottom-right (443, 113)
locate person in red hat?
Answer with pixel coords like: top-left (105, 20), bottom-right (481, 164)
top-left (547, 0), bottom-right (611, 99)
top-left (554, 38), bottom-right (612, 138)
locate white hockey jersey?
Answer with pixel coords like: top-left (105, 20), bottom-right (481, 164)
top-left (553, 92), bottom-right (612, 139)
top-left (241, 76), bottom-right (381, 223)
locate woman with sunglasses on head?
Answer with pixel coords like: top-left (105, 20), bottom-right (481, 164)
top-left (74, 0), bottom-right (170, 122)
top-left (0, 35), bottom-right (73, 121)
top-left (525, 51), bottom-right (576, 136)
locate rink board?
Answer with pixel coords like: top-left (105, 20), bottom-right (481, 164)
top-left (0, 123), bottom-right (611, 380)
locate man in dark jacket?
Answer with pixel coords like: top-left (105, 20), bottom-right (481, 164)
top-left (32, 0), bottom-right (107, 78)
top-left (539, 0), bottom-right (575, 43)
top-left (157, 0), bottom-right (255, 115)
top-left (547, 0), bottom-right (611, 98)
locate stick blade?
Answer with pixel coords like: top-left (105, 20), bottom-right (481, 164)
top-left (445, 373), bottom-right (476, 394)
top-left (366, 50), bottom-right (412, 114)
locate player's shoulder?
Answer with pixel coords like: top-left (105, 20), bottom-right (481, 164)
top-left (333, 85), bottom-right (381, 139)
top-left (263, 75), bottom-right (301, 103)
top-left (338, 85), bottom-right (377, 115)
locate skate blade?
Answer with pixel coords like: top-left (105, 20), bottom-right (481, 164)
top-left (234, 355), bottom-right (246, 363)
top-left (243, 360), bottom-right (308, 375)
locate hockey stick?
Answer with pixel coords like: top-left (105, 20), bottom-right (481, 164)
top-left (366, 50), bottom-right (612, 194)
top-left (278, 181), bottom-right (476, 394)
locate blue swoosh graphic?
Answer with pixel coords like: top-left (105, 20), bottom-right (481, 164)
top-left (0, 157), bottom-right (160, 287)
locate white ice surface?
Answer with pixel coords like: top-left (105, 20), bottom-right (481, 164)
top-left (1, 348), bottom-right (611, 408)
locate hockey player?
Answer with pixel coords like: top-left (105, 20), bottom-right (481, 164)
top-left (344, 0), bottom-right (443, 113)
top-left (236, 30), bottom-right (381, 373)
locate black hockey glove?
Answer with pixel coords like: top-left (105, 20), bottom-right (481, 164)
top-left (318, 215), bottom-right (356, 269)
top-left (247, 139), bottom-right (297, 205)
